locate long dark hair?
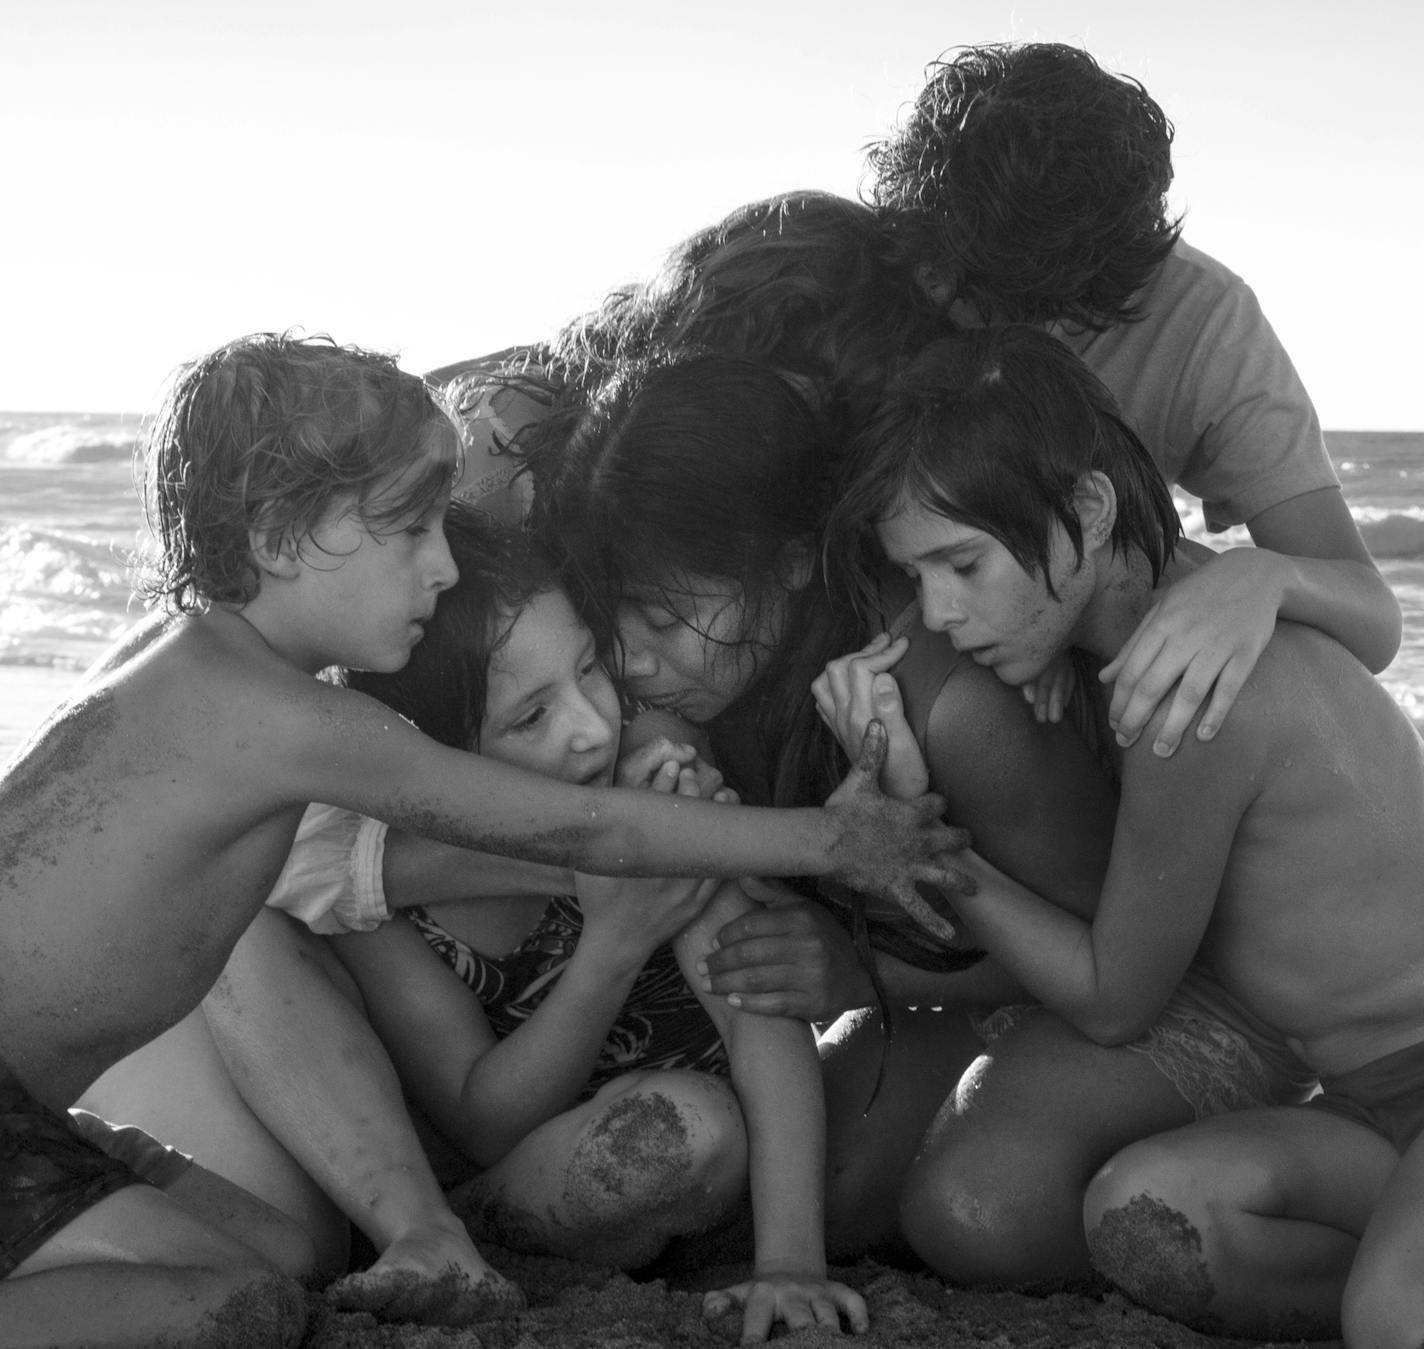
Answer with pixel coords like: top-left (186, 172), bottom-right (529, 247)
top-left (525, 354), bottom-right (861, 806)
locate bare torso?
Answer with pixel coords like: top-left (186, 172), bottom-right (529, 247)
top-left (1192, 621), bottom-right (1424, 1074)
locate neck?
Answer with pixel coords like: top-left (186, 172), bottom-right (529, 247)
top-left (1071, 543), bottom-right (1183, 663)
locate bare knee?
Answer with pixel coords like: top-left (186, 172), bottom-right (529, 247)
top-left (899, 1108), bottom-right (1092, 1286)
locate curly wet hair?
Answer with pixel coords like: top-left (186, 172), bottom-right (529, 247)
top-left (867, 42), bottom-right (1182, 330)
top-left (137, 332), bottom-right (458, 612)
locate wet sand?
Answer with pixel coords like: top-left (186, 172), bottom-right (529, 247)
top-left (290, 1249), bottom-right (1336, 1348)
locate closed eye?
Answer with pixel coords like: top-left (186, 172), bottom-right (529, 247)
top-left (510, 704), bottom-right (548, 734)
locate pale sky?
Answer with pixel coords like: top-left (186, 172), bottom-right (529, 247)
top-left (3, 0), bottom-right (1421, 429)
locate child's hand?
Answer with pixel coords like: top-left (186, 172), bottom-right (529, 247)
top-left (1100, 547), bottom-right (1279, 757)
top-left (703, 1270), bottom-right (869, 1344)
top-left (811, 632), bottom-right (929, 800)
top-left (576, 757), bottom-right (721, 952)
top-left (697, 889), bottom-right (874, 1020)
top-left (615, 735), bottom-right (735, 802)
top-left (1020, 651), bottom-right (1077, 723)
top-left (822, 721), bottom-right (971, 944)
top-left (618, 709), bottom-right (738, 803)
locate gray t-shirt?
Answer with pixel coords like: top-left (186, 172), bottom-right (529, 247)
top-left (1054, 241), bottom-right (1340, 532)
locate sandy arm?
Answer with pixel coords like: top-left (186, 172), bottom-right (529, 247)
top-left (293, 682), bottom-right (970, 910)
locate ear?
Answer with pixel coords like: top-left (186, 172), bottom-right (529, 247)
top-left (1072, 471), bottom-right (1117, 552)
top-left (248, 526), bottom-right (303, 582)
top-left (777, 538), bottom-right (817, 593)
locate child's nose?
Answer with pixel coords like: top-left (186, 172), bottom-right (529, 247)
top-left (617, 644), bottom-right (658, 680)
top-left (569, 698), bottom-right (616, 750)
top-left (429, 532), bottom-right (459, 592)
top-left (919, 584), bottom-right (963, 634)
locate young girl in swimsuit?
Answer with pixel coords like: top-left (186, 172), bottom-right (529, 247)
top-left (327, 501), bottom-right (867, 1344)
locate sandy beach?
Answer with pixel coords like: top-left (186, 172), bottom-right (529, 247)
top-left (285, 1247), bottom-right (1332, 1348)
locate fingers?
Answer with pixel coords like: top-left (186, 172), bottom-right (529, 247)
top-left (884, 881), bottom-right (960, 943)
top-left (1195, 655), bottom-right (1250, 743)
top-left (616, 738), bottom-right (698, 789)
top-left (851, 718), bottom-right (888, 780)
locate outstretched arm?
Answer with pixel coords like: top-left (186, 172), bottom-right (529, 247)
top-left (1103, 487), bottom-right (1400, 756)
top-left (305, 685), bottom-right (973, 918)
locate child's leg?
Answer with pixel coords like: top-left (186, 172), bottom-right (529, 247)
top-left (202, 910), bottom-right (518, 1302)
top-left (1084, 1106), bottom-right (1397, 1339)
top-left (1341, 1128), bottom-right (1424, 1349)
top-left (817, 1003), bottom-right (982, 1261)
top-left (894, 1008), bottom-right (1193, 1286)
top-left (5, 1187), bottom-right (307, 1349)
top-left (200, 909), bottom-right (519, 1317)
top-left (451, 1069), bottom-right (747, 1268)
top-left (67, 1106), bottom-right (316, 1280)
top-left (76, 1005), bottom-right (344, 1273)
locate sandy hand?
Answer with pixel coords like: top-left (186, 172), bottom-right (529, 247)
top-left (703, 1270), bottom-right (869, 1345)
top-left (821, 720), bottom-right (972, 943)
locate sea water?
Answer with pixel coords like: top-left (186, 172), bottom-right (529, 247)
top-left (4, 411), bottom-right (1424, 760)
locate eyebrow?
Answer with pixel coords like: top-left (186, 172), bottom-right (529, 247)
top-left (495, 639), bottom-right (599, 724)
top-left (898, 539), bottom-right (982, 567)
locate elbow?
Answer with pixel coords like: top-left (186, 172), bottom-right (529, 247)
top-left (1361, 570), bottom-right (1404, 673)
top-left (1075, 1004), bottom-right (1156, 1047)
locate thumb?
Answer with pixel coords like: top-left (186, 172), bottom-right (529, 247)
top-left (874, 673), bottom-right (901, 708)
top-left (852, 718), bottom-right (888, 780)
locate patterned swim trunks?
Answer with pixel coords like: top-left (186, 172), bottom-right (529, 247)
top-left (1, 1061), bottom-right (143, 1278)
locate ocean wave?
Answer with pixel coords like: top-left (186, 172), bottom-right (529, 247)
top-left (3, 424), bottom-right (137, 466)
top-left (1356, 510), bottom-right (1424, 560)
top-left (1174, 498), bottom-right (1424, 561)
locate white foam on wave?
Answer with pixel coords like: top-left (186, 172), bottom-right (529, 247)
top-left (0, 525), bottom-right (136, 665)
top-left (3, 424), bottom-right (137, 466)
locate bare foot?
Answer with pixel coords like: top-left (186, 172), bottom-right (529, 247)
top-left (324, 1225), bottom-right (523, 1326)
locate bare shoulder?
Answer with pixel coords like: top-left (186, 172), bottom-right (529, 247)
top-left (924, 658), bottom-right (1106, 794)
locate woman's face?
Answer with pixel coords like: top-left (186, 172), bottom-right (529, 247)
top-left (615, 575), bottom-right (790, 724)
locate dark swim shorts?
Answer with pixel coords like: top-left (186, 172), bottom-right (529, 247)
top-left (1, 1062), bottom-right (143, 1278)
top-left (1309, 1037), bottom-right (1424, 1153)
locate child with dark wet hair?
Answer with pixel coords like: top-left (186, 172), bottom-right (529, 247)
top-left (868, 41), bottom-right (1400, 755)
top-left (2, 330), bottom-right (959, 1345)
top-left (331, 502), bottom-right (867, 1344)
top-left (831, 324), bottom-right (1424, 1341)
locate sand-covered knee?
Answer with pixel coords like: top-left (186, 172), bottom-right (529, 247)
top-left (567, 1092), bottom-right (694, 1216)
top-left (1087, 1194), bottom-right (1219, 1327)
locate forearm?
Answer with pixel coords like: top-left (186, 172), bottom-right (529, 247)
top-left (725, 1013), bottom-right (828, 1274)
top-left (1268, 550), bottom-right (1401, 673)
top-left (446, 944), bottom-right (644, 1162)
top-left (382, 829), bottom-right (575, 908)
top-left (950, 851), bottom-right (1129, 1041)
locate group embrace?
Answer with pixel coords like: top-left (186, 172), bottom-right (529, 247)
top-left (5, 42), bottom-right (1424, 1349)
